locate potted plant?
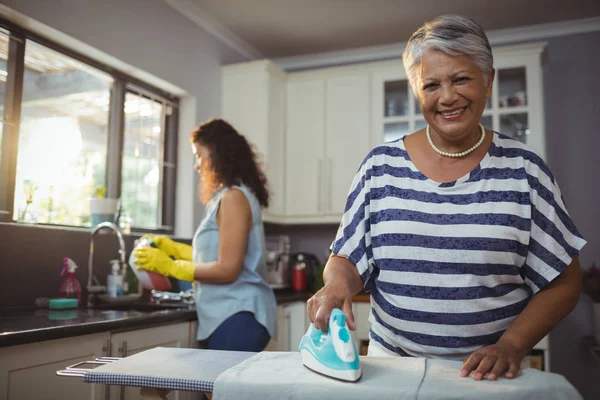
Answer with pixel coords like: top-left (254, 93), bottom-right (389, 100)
top-left (89, 186), bottom-right (118, 228)
top-left (582, 263), bottom-right (600, 344)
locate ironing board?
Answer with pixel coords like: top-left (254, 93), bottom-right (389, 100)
top-left (81, 347), bottom-right (255, 398)
top-left (78, 347), bottom-right (582, 400)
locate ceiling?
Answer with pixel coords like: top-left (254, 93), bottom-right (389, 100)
top-left (183, 0), bottom-right (600, 58)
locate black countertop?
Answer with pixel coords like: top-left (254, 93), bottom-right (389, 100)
top-left (0, 290), bottom-right (311, 348)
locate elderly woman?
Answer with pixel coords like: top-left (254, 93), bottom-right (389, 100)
top-left (307, 14), bottom-right (586, 381)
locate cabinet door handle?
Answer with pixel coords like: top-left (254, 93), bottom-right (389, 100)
top-left (103, 338), bottom-right (112, 400)
top-left (118, 340), bottom-right (128, 357)
top-left (328, 158), bottom-right (333, 212)
top-left (119, 341), bottom-right (128, 400)
top-left (317, 159), bottom-right (323, 213)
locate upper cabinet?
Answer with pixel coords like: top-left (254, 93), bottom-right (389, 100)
top-left (221, 60), bottom-right (286, 222)
top-left (285, 71), bottom-right (370, 223)
top-left (370, 43), bottom-right (547, 159)
top-left (221, 42), bottom-right (547, 224)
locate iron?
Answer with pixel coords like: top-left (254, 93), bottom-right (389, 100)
top-left (299, 308), bottom-right (362, 382)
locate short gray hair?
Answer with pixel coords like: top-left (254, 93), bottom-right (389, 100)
top-left (402, 14), bottom-right (493, 94)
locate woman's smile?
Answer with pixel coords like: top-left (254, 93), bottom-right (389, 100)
top-left (437, 105), bottom-right (469, 121)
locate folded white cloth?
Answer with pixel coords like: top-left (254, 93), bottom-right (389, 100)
top-left (213, 351), bottom-right (583, 400)
top-left (212, 351), bottom-right (425, 400)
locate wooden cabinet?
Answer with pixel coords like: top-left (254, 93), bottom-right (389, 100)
top-left (221, 60), bottom-right (287, 222)
top-left (109, 322), bottom-right (193, 400)
top-left (0, 332), bottom-right (109, 400)
top-left (265, 301), bottom-right (309, 352)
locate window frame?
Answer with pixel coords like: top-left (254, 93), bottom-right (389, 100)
top-left (0, 18), bottom-right (178, 234)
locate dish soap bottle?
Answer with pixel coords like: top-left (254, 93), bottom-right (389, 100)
top-left (60, 257), bottom-right (82, 305)
top-left (107, 260), bottom-right (123, 297)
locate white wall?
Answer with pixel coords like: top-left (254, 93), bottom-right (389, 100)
top-left (0, 0), bottom-right (249, 237)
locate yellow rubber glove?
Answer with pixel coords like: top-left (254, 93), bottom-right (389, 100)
top-left (134, 247), bottom-right (196, 282)
top-left (140, 234), bottom-right (193, 261)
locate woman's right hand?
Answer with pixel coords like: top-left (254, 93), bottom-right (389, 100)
top-left (140, 235), bottom-right (192, 261)
top-left (307, 282), bottom-right (355, 333)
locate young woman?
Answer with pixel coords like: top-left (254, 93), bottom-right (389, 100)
top-left (135, 118), bottom-right (277, 352)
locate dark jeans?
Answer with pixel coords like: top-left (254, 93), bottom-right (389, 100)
top-left (200, 312), bottom-right (270, 400)
top-left (206, 311), bottom-right (271, 352)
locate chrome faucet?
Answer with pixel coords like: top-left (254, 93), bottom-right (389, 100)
top-left (87, 221), bottom-right (126, 307)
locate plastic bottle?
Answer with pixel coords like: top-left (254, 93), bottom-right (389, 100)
top-left (107, 260), bottom-right (123, 297)
top-left (60, 257), bottom-right (82, 305)
top-left (292, 254), bottom-right (307, 292)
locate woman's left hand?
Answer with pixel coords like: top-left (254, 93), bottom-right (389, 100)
top-left (459, 339), bottom-right (527, 380)
top-left (135, 247), bottom-right (196, 282)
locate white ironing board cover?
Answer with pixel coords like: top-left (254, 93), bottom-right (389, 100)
top-left (83, 347), bottom-right (256, 393)
top-left (212, 352), bottom-right (583, 400)
top-left (417, 359), bottom-right (583, 400)
top-left (212, 351), bottom-right (426, 400)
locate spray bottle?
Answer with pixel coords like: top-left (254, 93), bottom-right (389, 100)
top-left (60, 257), bottom-right (82, 305)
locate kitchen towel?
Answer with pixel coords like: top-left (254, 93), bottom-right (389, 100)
top-left (212, 351), bottom-right (426, 400)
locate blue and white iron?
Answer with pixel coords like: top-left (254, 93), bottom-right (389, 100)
top-left (299, 308), bottom-right (362, 382)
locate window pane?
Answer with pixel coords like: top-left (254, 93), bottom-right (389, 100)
top-left (0, 29), bottom-right (10, 215)
top-left (0, 29), bottom-right (9, 167)
top-left (415, 119), bottom-right (427, 131)
top-left (500, 113), bottom-right (528, 144)
top-left (498, 68), bottom-right (527, 108)
top-left (121, 92), bottom-right (164, 230)
top-left (481, 115), bottom-right (492, 130)
top-left (384, 80), bottom-right (408, 117)
top-left (384, 122), bottom-right (409, 143)
top-left (13, 40), bottom-right (113, 225)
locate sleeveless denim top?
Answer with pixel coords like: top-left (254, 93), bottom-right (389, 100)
top-left (192, 184), bottom-right (277, 341)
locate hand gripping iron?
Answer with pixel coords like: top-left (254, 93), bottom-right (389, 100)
top-left (299, 308), bottom-right (362, 382)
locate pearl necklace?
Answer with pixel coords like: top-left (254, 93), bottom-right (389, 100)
top-left (426, 124), bottom-right (485, 158)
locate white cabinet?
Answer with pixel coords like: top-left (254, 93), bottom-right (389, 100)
top-left (265, 301), bottom-right (309, 352)
top-left (221, 60), bottom-right (287, 221)
top-left (109, 322), bottom-right (193, 400)
top-left (0, 322), bottom-right (195, 400)
top-left (221, 42), bottom-right (548, 224)
top-left (0, 332), bottom-right (109, 400)
top-left (285, 78), bottom-right (325, 219)
top-left (285, 72), bottom-right (370, 222)
top-left (370, 43), bottom-right (547, 159)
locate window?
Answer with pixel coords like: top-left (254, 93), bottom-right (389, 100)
top-left (122, 91), bottom-right (166, 230)
top-left (13, 40), bottom-right (112, 225)
top-left (0, 28), bottom-right (12, 218)
top-left (0, 20), bottom-right (178, 233)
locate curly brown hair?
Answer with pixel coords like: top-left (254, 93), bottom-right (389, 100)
top-left (190, 118), bottom-right (270, 208)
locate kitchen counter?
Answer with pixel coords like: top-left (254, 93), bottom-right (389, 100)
top-left (0, 291), bottom-right (312, 348)
top-left (0, 306), bottom-right (197, 347)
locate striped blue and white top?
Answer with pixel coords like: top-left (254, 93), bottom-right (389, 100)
top-left (331, 132), bottom-right (587, 360)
